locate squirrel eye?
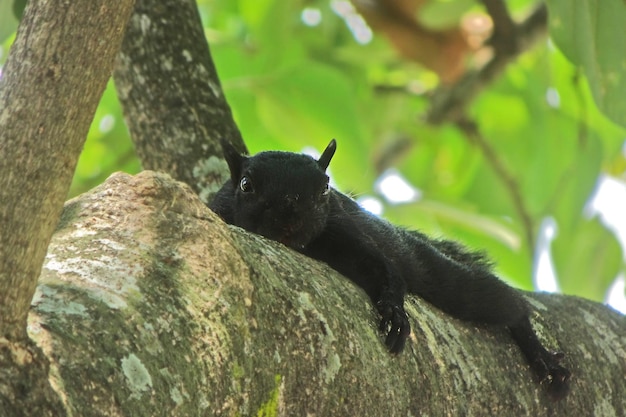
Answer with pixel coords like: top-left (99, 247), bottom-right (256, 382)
top-left (239, 176), bottom-right (253, 193)
top-left (322, 181), bottom-right (330, 196)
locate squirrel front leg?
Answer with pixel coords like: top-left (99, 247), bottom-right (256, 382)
top-left (304, 226), bottom-right (411, 353)
top-left (376, 269), bottom-right (411, 353)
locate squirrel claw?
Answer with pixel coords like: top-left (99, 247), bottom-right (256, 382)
top-left (377, 301), bottom-right (410, 354)
top-left (533, 350), bottom-right (571, 400)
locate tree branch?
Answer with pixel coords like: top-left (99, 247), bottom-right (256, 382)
top-left (426, 3), bottom-right (548, 125)
top-left (0, 0), bottom-right (135, 340)
top-left (28, 170), bottom-right (626, 415)
top-left (421, 3), bottom-right (547, 253)
top-left (481, 0), bottom-right (517, 53)
top-left (455, 118), bottom-right (536, 251)
top-left (114, 0), bottom-right (245, 204)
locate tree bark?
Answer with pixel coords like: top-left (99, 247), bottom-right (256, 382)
top-left (30, 170), bottom-right (626, 416)
top-left (113, 0), bottom-right (245, 204)
top-left (0, 0), bottom-right (134, 414)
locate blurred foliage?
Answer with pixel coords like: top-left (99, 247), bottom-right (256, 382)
top-left (0, 0), bottom-right (19, 43)
top-left (70, 81), bottom-right (141, 197)
top-left (546, 0), bottom-right (626, 127)
top-left (1, 0), bottom-right (625, 302)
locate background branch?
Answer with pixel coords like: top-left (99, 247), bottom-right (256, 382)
top-left (456, 118), bottom-right (536, 251)
top-left (481, 0), bottom-right (517, 53)
top-left (426, 3), bottom-right (548, 125)
top-left (114, 0), bottom-right (245, 203)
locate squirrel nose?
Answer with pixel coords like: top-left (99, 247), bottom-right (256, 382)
top-left (285, 194), bottom-right (299, 209)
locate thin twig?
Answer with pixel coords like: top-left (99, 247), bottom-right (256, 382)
top-left (480, 0), bottom-right (517, 54)
top-left (455, 118), bottom-right (536, 252)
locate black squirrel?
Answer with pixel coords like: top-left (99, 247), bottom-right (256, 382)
top-left (210, 139), bottom-right (571, 399)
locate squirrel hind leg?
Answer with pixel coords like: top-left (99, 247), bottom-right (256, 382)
top-left (509, 316), bottom-right (571, 400)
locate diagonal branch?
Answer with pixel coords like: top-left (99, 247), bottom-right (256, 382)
top-left (114, 0), bottom-right (245, 204)
top-left (481, 0), bottom-right (517, 52)
top-left (0, 0), bottom-right (135, 341)
top-left (0, 0), bottom-right (135, 413)
top-left (455, 118), bottom-right (536, 252)
top-left (426, 2), bottom-right (548, 125)
top-left (425, 2), bottom-right (546, 254)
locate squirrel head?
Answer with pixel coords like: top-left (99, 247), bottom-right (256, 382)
top-left (221, 139), bottom-right (337, 250)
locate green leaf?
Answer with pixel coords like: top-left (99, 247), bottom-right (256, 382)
top-left (253, 63), bottom-right (371, 184)
top-left (256, 65), bottom-right (359, 140)
top-left (549, 136), bottom-right (603, 233)
top-left (69, 81), bottom-right (139, 197)
top-left (418, 0), bottom-right (475, 29)
top-left (0, 0), bottom-right (19, 44)
top-left (546, 0), bottom-right (626, 127)
top-left (12, 0), bottom-right (26, 19)
top-left (552, 216), bottom-right (623, 301)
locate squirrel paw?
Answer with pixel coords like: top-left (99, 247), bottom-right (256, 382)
top-left (376, 301), bottom-right (411, 354)
top-left (533, 350), bottom-right (571, 400)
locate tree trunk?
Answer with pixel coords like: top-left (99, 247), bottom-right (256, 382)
top-left (113, 0), bottom-right (245, 204)
top-left (0, 0), bottom-right (135, 414)
top-left (30, 170), bottom-right (626, 416)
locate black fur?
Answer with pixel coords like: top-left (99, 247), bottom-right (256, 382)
top-left (210, 139), bottom-right (571, 399)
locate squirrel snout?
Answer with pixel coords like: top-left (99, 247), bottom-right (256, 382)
top-left (284, 194), bottom-right (300, 209)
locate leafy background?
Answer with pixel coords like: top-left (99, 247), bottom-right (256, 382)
top-left (1, 0), bottom-right (625, 306)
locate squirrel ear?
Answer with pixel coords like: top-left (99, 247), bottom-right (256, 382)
top-left (317, 139), bottom-right (337, 171)
top-left (220, 139), bottom-right (247, 182)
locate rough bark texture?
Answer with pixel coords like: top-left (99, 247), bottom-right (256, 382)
top-left (30, 170), bottom-right (626, 416)
top-left (0, 0), bottom-right (134, 341)
top-left (113, 0), bottom-right (245, 204)
top-left (0, 1), bottom-right (134, 414)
